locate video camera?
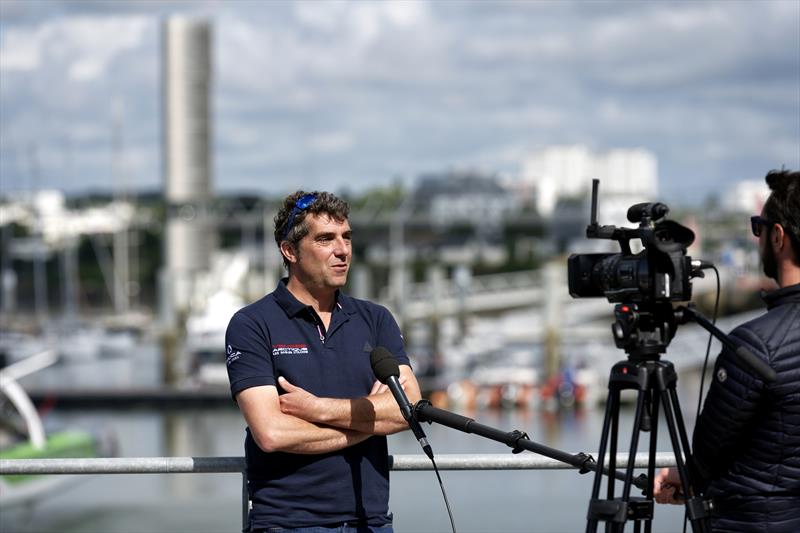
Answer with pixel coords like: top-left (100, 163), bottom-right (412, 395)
top-left (568, 179), bottom-right (699, 304)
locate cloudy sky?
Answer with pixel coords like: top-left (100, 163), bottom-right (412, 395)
top-left (1, 0), bottom-right (798, 203)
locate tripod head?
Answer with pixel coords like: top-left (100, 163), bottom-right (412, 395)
top-left (610, 301), bottom-right (678, 360)
top-left (608, 301), bottom-right (776, 382)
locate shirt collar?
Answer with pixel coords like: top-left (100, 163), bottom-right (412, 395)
top-left (335, 291), bottom-right (356, 315)
top-left (762, 282), bottom-right (800, 310)
top-left (273, 278), bottom-right (353, 317)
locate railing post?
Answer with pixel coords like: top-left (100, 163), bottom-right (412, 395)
top-left (241, 471), bottom-right (249, 532)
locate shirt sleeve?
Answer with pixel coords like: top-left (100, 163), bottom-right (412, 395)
top-left (691, 325), bottom-right (767, 489)
top-left (375, 305), bottom-right (410, 367)
top-left (225, 310), bottom-right (275, 399)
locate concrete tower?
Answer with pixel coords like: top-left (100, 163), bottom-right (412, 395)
top-left (161, 17), bottom-right (214, 328)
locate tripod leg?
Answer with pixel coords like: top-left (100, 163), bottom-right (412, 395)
top-left (660, 389), bottom-right (710, 533)
top-left (608, 392), bottom-right (619, 500)
top-left (645, 390), bottom-right (661, 533)
top-left (601, 387), bottom-right (647, 533)
top-left (587, 388), bottom-right (619, 533)
top-left (621, 388), bottom-right (645, 501)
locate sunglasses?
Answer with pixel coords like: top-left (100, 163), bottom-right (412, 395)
top-left (283, 193), bottom-right (317, 240)
top-left (750, 215), bottom-right (773, 237)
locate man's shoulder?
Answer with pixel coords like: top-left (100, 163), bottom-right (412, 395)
top-left (735, 299), bottom-right (797, 334)
top-left (229, 292), bottom-right (282, 327)
top-left (340, 293), bottom-right (393, 320)
top-left (731, 301), bottom-right (800, 360)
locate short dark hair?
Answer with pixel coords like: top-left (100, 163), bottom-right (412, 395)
top-left (763, 169), bottom-right (800, 264)
top-left (274, 190), bottom-right (350, 269)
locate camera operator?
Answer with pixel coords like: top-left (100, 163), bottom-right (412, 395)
top-left (654, 170), bottom-right (800, 531)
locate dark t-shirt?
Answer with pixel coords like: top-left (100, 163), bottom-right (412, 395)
top-left (225, 280), bottom-right (409, 529)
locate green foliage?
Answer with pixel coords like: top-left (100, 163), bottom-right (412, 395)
top-left (349, 183), bottom-right (407, 211)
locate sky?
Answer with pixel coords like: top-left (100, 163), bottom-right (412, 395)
top-left (0, 0), bottom-right (798, 204)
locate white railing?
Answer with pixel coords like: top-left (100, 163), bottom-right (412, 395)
top-left (1, 453), bottom-right (677, 531)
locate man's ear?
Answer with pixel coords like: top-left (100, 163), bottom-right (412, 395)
top-left (280, 240), bottom-right (298, 264)
top-left (772, 223), bottom-right (786, 252)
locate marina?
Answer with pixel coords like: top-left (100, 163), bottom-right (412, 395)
top-left (2, 311), bottom-right (728, 532)
top-left (2, 385), bottom-right (691, 533)
top-left (3, 3), bottom-right (796, 532)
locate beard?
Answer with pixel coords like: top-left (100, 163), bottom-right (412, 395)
top-left (761, 241), bottom-right (779, 281)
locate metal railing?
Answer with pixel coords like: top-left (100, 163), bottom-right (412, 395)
top-left (1, 453), bottom-right (678, 530)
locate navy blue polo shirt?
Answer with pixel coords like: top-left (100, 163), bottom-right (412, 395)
top-left (225, 279), bottom-right (409, 529)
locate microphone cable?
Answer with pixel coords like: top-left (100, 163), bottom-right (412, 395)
top-left (429, 454), bottom-right (457, 533)
top-left (371, 347), bottom-right (456, 532)
top-left (696, 265), bottom-right (721, 419)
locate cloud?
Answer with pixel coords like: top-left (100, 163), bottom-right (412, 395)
top-left (67, 17), bottom-right (150, 81)
top-left (0, 0), bottom-right (797, 201)
top-left (216, 0), bottom-right (443, 98)
top-left (0, 27), bottom-right (42, 70)
top-left (293, 0), bottom-right (429, 44)
top-left (0, 15), bottom-right (151, 80)
top-left (307, 131), bottom-right (355, 154)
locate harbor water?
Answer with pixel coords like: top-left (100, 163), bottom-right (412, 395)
top-left (3, 342), bottom-right (698, 533)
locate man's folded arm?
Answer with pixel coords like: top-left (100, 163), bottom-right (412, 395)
top-left (278, 364), bottom-right (421, 435)
top-left (236, 385), bottom-right (370, 454)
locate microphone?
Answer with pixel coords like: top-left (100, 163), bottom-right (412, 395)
top-left (370, 347), bottom-right (434, 459)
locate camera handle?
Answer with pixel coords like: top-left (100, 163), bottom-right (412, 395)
top-left (413, 400), bottom-right (648, 490)
top-left (676, 305), bottom-right (776, 383)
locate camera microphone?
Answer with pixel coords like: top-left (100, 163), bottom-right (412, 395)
top-left (627, 202), bottom-right (669, 223)
top-left (370, 347), bottom-right (434, 459)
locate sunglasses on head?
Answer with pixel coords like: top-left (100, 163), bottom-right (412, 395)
top-left (750, 215), bottom-right (773, 237)
top-left (283, 193), bottom-right (317, 240)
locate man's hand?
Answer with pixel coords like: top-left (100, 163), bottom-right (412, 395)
top-left (368, 375), bottom-right (407, 396)
top-left (278, 376), bottom-right (321, 421)
top-left (653, 467), bottom-right (685, 505)
top-left (278, 369), bottom-right (416, 435)
top-left (280, 375), bottom-right (408, 414)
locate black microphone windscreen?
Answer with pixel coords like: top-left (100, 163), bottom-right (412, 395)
top-left (370, 347), bottom-right (400, 383)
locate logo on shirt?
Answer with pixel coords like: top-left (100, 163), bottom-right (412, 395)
top-left (272, 344), bottom-right (309, 356)
top-left (716, 367), bottom-right (728, 383)
top-left (226, 344), bottom-right (242, 366)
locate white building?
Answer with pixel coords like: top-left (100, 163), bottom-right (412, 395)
top-left (1, 190), bottom-right (134, 245)
top-left (413, 170), bottom-right (521, 227)
top-left (518, 145), bottom-right (658, 225)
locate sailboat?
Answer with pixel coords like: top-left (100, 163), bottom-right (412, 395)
top-left (0, 349), bottom-right (116, 508)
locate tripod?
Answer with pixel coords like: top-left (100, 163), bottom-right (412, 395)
top-left (586, 302), bottom-right (711, 533)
